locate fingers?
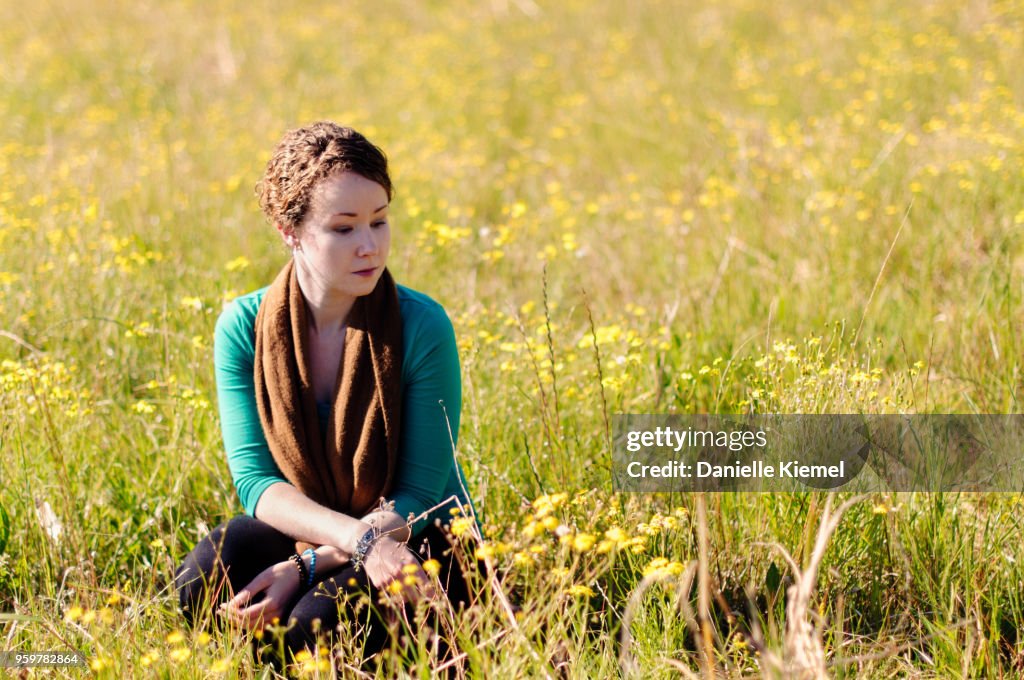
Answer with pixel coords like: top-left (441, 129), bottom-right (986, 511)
top-left (218, 571), bottom-right (272, 627)
top-left (222, 571), bottom-right (267, 612)
top-left (365, 544), bottom-right (442, 604)
top-left (218, 562), bottom-right (304, 632)
top-left (222, 587), bottom-right (253, 612)
top-left (221, 597), bottom-right (281, 631)
top-left (226, 598), bottom-right (268, 624)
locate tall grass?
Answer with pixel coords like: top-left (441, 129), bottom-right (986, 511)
top-left (0, 0), bottom-right (1022, 676)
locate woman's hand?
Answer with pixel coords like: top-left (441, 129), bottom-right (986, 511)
top-left (219, 560), bottom-right (302, 631)
top-left (363, 537), bottom-right (434, 602)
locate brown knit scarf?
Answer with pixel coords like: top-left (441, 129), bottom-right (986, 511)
top-left (253, 259), bottom-right (403, 551)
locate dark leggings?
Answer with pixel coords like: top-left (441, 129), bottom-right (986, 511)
top-left (173, 515), bottom-right (473, 662)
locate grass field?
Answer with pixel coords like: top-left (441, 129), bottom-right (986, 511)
top-left (1, 0), bottom-right (1022, 676)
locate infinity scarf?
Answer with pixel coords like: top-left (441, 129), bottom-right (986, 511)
top-left (253, 259), bottom-right (403, 540)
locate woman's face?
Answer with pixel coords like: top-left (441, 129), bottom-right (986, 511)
top-left (283, 171), bottom-right (391, 303)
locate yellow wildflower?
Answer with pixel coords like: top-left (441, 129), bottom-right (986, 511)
top-left (179, 296), bottom-right (203, 311)
top-left (566, 584), bottom-right (594, 597)
top-left (643, 557), bottom-right (686, 578)
top-left (604, 527), bottom-right (628, 543)
top-left (451, 517), bottom-right (475, 538)
top-left (531, 492), bottom-right (568, 518)
top-left (571, 533), bottom-right (596, 552)
top-left (299, 657), bottom-right (332, 674)
top-left (225, 256), bottom-right (250, 272)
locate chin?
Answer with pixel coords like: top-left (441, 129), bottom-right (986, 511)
top-left (356, 279), bottom-right (381, 296)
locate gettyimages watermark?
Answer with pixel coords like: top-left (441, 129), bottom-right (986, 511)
top-left (612, 414), bottom-right (1024, 492)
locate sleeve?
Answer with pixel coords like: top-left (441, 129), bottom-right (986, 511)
top-left (388, 306), bottom-right (462, 535)
top-left (213, 300), bottom-right (290, 516)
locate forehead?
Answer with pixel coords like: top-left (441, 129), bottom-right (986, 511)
top-left (311, 171), bottom-right (389, 214)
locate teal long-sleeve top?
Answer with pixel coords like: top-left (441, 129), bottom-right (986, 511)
top-left (213, 283), bottom-right (473, 536)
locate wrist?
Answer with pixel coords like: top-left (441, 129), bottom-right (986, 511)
top-left (352, 526), bottom-right (381, 572)
top-left (330, 521), bottom-right (371, 556)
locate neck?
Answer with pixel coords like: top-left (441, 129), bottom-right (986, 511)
top-left (294, 257), bottom-right (354, 335)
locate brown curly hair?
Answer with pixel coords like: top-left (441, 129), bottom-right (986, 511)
top-left (257, 121), bottom-right (393, 234)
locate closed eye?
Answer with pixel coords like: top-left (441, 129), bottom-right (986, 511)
top-left (334, 220), bottom-right (386, 233)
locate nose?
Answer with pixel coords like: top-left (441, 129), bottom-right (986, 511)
top-left (356, 227), bottom-right (378, 257)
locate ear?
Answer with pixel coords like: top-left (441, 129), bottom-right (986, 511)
top-left (275, 222), bottom-right (299, 249)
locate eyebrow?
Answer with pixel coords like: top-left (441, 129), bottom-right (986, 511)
top-left (332, 204), bottom-right (389, 217)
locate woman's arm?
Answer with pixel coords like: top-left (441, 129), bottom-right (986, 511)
top-left (220, 498), bottom-right (428, 632)
top-left (360, 509), bottom-right (412, 543)
top-left (385, 303), bottom-right (463, 534)
top-left (255, 483), bottom-right (427, 595)
top-left (254, 481), bottom-right (374, 557)
top-left (215, 297), bottom-right (290, 515)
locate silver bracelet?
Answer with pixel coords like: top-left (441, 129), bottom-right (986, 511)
top-left (352, 527), bottom-right (379, 572)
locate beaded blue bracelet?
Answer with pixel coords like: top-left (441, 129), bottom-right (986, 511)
top-left (302, 548), bottom-right (317, 588)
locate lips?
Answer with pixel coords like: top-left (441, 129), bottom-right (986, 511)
top-left (354, 267), bottom-right (377, 275)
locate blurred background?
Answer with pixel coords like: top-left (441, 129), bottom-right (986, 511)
top-left (1, 0), bottom-right (1022, 675)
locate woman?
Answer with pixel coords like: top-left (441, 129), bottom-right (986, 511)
top-left (174, 121), bottom-right (477, 663)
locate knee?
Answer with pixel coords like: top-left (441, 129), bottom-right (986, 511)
top-left (174, 555), bottom-right (207, 628)
top-left (209, 515), bottom-right (260, 563)
top-left (174, 517), bottom-right (257, 626)
top-left (189, 515), bottom-right (272, 570)
top-left (218, 515), bottom-right (295, 563)
top-left (223, 514), bottom-right (263, 535)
